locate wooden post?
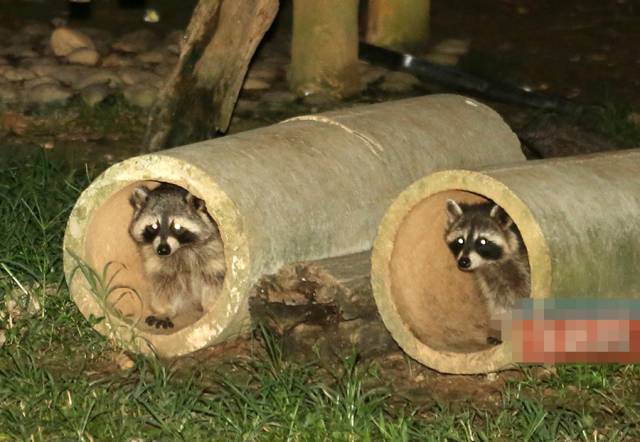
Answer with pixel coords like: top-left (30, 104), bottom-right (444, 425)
top-left (366, 0), bottom-right (430, 53)
top-left (289, 0), bottom-right (360, 98)
top-left (143, 0), bottom-right (279, 151)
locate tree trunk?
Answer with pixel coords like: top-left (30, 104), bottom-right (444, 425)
top-left (289, 0), bottom-right (360, 98)
top-left (366, 0), bottom-right (430, 53)
top-left (144, 0), bottom-right (279, 151)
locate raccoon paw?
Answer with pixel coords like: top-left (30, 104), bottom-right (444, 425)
top-left (145, 315), bottom-right (174, 329)
top-left (486, 336), bottom-right (502, 346)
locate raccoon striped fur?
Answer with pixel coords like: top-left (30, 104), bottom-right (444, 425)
top-left (129, 183), bottom-right (225, 329)
top-left (444, 199), bottom-right (530, 344)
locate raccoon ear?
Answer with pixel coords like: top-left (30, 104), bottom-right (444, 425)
top-left (130, 186), bottom-right (150, 210)
top-left (445, 199), bottom-right (463, 223)
top-left (490, 204), bottom-right (513, 228)
top-left (185, 193), bottom-right (206, 212)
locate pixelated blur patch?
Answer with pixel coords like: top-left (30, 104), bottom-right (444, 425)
top-left (504, 299), bottom-right (640, 364)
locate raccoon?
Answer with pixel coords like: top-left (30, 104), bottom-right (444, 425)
top-left (444, 199), bottom-right (530, 345)
top-left (128, 183), bottom-right (226, 329)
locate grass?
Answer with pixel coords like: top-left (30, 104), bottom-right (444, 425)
top-left (1, 154), bottom-right (639, 441)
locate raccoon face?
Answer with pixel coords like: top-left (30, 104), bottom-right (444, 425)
top-left (128, 183), bottom-right (219, 257)
top-left (444, 199), bottom-right (519, 272)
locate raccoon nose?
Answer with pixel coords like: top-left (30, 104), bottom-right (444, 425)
top-left (458, 256), bottom-right (471, 270)
top-left (156, 244), bottom-right (171, 256)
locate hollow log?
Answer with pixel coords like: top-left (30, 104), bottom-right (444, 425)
top-left (63, 94), bottom-right (524, 358)
top-left (143, 0), bottom-right (279, 151)
top-left (289, 0), bottom-right (360, 97)
top-left (366, 0), bottom-right (431, 53)
top-left (371, 149), bottom-right (640, 374)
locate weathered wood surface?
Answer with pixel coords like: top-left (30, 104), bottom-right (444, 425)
top-left (144, 0), bottom-right (279, 151)
top-left (250, 252), bottom-right (399, 361)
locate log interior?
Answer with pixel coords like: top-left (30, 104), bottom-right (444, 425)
top-left (83, 181), bottom-right (220, 334)
top-left (389, 190), bottom-right (516, 353)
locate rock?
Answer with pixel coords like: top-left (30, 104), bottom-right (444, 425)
top-left (154, 63), bottom-right (174, 78)
top-left (66, 47), bottom-right (100, 66)
top-left (25, 58), bottom-right (61, 77)
top-left (0, 57), bottom-right (6, 65)
top-left (23, 76), bottom-right (60, 89)
top-left (302, 93), bottom-right (338, 107)
top-left (0, 83), bottom-right (19, 104)
top-left (50, 27), bottom-right (95, 57)
top-left (24, 83), bottom-right (73, 105)
top-left (114, 353), bottom-right (135, 371)
top-left (76, 27), bottom-right (114, 54)
top-left (242, 77), bottom-right (270, 91)
top-left (247, 65), bottom-right (282, 82)
top-left (0, 44), bottom-right (34, 58)
top-left (235, 99), bottom-right (260, 114)
top-left (23, 22), bottom-right (52, 39)
top-left (379, 71), bottom-right (421, 93)
top-left (261, 90), bottom-right (297, 104)
top-left (423, 52), bottom-right (460, 66)
top-left (430, 38), bottom-right (471, 56)
top-left (47, 65), bottom-right (95, 88)
top-left (118, 67), bottom-right (162, 87)
top-left (628, 112), bottom-right (640, 127)
top-left (164, 30), bottom-right (183, 54)
top-left (123, 84), bottom-right (157, 108)
top-left (101, 53), bottom-right (137, 68)
top-left (75, 69), bottom-right (122, 89)
top-left (112, 29), bottom-right (158, 54)
top-left (358, 61), bottom-right (386, 86)
top-left (136, 49), bottom-right (165, 64)
top-left (80, 83), bottom-right (112, 107)
top-left (3, 67), bottom-right (36, 82)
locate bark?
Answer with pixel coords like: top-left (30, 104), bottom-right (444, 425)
top-left (289, 0), bottom-right (360, 98)
top-left (366, 0), bottom-right (430, 53)
top-left (144, 0), bottom-right (279, 151)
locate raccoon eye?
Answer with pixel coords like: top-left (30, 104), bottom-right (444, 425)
top-left (479, 238), bottom-right (487, 246)
top-left (456, 237), bottom-right (464, 245)
top-left (174, 223), bottom-right (182, 231)
top-left (147, 222), bottom-right (159, 232)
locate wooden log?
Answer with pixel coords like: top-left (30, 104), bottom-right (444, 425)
top-left (289, 0), bottom-right (360, 98)
top-left (366, 0), bottom-right (431, 53)
top-left (372, 149), bottom-right (640, 374)
top-left (143, 0), bottom-right (279, 151)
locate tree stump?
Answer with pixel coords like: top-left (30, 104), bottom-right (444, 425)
top-left (289, 0), bottom-right (360, 98)
top-left (144, 0), bottom-right (279, 151)
top-left (366, 0), bottom-right (431, 53)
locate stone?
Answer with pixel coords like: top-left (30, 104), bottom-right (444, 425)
top-left (358, 61), bottom-right (386, 86)
top-left (123, 84), bottom-right (157, 108)
top-left (247, 65), bottom-right (281, 82)
top-left (112, 29), bottom-right (158, 54)
top-left (24, 83), bottom-right (73, 105)
top-left (74, 69), bottom-right (122, 89)
top-left (153, 63), bottom-right (174, 78)
top-left (66, 47), bottom-right (100, 66)
top-left (47, 65), bottom-right (95, 88)
top-left (0, 56), bottom-right (6, 65)
top-left (80, 83), bottom-right (112, 107)
top-left (261, 90), bottom-right (297, 104)
top-left (3, 67), bottom-right (36, 82)
top-left (76, 27), bottom-right (114, 53)
top-left (235, 99), bottom-right (260, 114)
top-left (302, 93), bottom-right (338, 107)
top-left (430, 38), bottom-right (470, 56)
top-left (628, 112), bottom-right (640, 127)
top-left (242, 77), bottom-right (270, 91)
top-left (50, 27), bottom-right (96, 57)
top-left (379, 71), bottom-right (421, 93)
top-left (136, 49), bottom-right (165, 64)
top-left (164, 30), bottom-right (183, 54)
top-left (0, 83), bottom-right (19, 104)
top-left (25, 58), bottom-right (61, 77)
top-left (23, 76), bottom-right (60, 89)
top-left (22, 23), bottom-right (52, 39)
top-left (0, 44), bottom-right (34, 58)
top-left (101, 53), bottom-right (137, 68)
top-left (118, 67), bottom-right (162, 87)
top-left (423, 52), bottom-right (460, 66)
